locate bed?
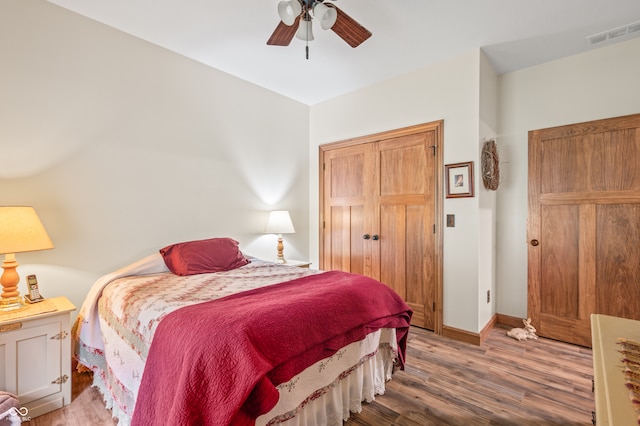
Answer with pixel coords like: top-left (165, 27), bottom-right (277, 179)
top-left (73, 238), bottom-right (412, 426)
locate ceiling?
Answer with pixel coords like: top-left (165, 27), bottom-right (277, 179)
top-left (47, 0), bottom-right (640, 105)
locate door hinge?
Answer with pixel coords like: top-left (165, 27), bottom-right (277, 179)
top-left (429, 144), bottom-right (437, 156)
top-left (51, 374), bottom-right (69, 385)
top-left (433, 302), bottom-right (436, 311)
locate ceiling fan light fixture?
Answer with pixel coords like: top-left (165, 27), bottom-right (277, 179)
top-left (278, 0), bottom-right (302, 26)
top-left (267, 0), bottom-right (371, 52)
top-left (295, 19), bottom-right (314, 41)
top-left (314, 2), bottom-right (337, 30)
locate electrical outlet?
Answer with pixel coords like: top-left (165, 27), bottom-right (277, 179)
top-left (486, 290), bottom-right (490, 303)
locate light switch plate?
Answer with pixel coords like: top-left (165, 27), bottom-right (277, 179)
top-left (446, 214), bottom-right (455, 227)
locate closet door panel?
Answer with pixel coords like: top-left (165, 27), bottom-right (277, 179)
top-left (327, 205), bottom-right (365, 275)
top-left (380, 205), bottom-right (406, 298)
top-left (322, 144), bottom-right (374, 275)
top-left (379, 138), bottom-right (427, 196)
top-left (597, 204), bottom-right (640, 319)
top-left (539, 205), bottom-right (580, 318)
top-left (379, 204), bottom-right (431, 329)
top-left (378, 132), bottom-right (434, 330)
top-left (406, 204), bottom-right (432, 329)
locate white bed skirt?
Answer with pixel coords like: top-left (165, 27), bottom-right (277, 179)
top-left (90, 328), bottom-right (397, 426)
top-left (263, 346), bottom-right (395, 426)
top-left (257, 328), bottom-right (397, 426)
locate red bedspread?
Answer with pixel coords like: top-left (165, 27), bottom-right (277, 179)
top-left (130, 270), bottom-right (412, 426)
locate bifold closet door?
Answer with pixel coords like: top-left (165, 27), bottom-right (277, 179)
top-left (321, 125), bottom-right (438, 330)
top-left (321, 142), bottom-right (378, 278)
top-left (378, 133), bottom-right (436, 330)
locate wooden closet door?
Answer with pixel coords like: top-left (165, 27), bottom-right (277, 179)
top-left (321, 143), bottom-right (378, 278)
top-left (378, 133), bottom-right (436, 329)
top-left (528, 113), bottom-right (640, 347)
top-left (321, 121), bottom-right (442, 332)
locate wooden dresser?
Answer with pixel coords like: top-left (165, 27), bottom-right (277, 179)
top-left (591, 314), bottom-right (640, 425)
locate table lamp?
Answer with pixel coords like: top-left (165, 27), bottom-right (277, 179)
top-left (0, 207), bottom-right (54, 310)
top-left (265, 210), bottom-right (295, 263)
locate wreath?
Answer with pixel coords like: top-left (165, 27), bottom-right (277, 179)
top-left (481, 139), bottom-right (500, 190)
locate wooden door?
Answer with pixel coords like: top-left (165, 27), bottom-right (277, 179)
top-left (528, 113), bottom-right (640, 347)
top-left (320, 121), bottom-right (442, 331)
top-left (378, 133), bottom-right (437, 329)
top-left (321, 142), bottom-right (378, 278)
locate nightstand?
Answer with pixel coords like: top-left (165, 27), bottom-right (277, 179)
top-left (284, 260), bottom-right (311, 268)
top-left (0, 296), bottom-right (76, 418)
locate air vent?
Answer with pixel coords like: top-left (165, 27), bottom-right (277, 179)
top-left (628, 22), bottom-right (640, 34)
top-left (586, 20), bottom-right (640, 45)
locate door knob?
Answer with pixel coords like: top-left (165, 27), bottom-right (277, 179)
top-left (372, 234), bottom-right (379, 241)
top-left (530, 239), bottom-right (539, 246)
top-left (363, 234), bottom-right (370, 240)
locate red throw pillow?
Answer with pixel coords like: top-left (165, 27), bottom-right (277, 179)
top-left (159, 237), bottom-right (249, 276)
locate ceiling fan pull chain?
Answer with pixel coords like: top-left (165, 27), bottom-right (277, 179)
top-left (305, 17), bottom-right (310, 59)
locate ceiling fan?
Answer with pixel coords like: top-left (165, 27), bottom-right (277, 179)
top-left (267, 0), bottom-right (371, 58)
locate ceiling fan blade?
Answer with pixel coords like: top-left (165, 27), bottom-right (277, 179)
top-left (267, 17), bottom-right (300, 46)
top-left (331, 6), bottom-right (372, 48)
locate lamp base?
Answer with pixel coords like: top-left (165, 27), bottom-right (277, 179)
top-left (275, 236), bottom-right (288, 264)
top-left (0, 295), bottom-right (24, 311)
top-left (1, 253), bottom-right (24, 311)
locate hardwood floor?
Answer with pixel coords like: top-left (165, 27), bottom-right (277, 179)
top-left (24, 326), bottom-right (594, 426)
top-left (346, 326), bottom-right (594, 425)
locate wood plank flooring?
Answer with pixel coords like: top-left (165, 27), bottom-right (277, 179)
top-left (346, 326), bottom-right (594, 425)
top-left (23, 326), bottom-right (594, 426)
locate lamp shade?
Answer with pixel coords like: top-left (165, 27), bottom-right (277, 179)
top-left (295, 19), bottom-right (314, 41)
top-left (278, 0), bottom-right (302, 26)
top-left (265, 210), bottom-right (295, 234)
top-left (0, 206), bottom-right (54, 255)
top-left (314, 2), bottom-right (337, 30)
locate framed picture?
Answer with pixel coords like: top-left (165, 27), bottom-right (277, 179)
top-left (445, 161), bottom-right (474, 198)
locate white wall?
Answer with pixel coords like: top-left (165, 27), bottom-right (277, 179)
top-left (310, 50), bottom-right (490, 333)
top-left (310, 37), bottom-right (640, 335)
top-left (495, 37), bottom-right (640, 318)
top-left (5, 1), bottom-right (637, 335)
top-left (0, 0), bottom-right (310, 316)
top-left (478, 51), bottom-right (499, 328)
